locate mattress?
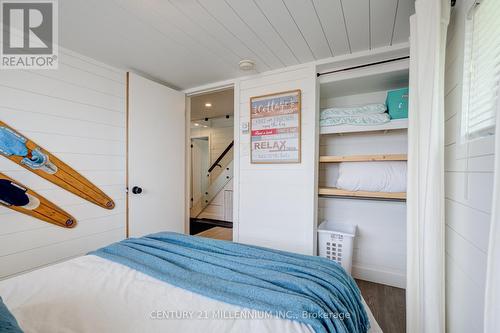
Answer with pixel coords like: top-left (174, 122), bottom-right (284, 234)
top-left (0, 255), bottom-right (382, 333)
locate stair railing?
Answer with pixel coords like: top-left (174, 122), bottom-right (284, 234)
top-left (191, 141), bottom-right (234, 218)
top-left (207, 141), bottom-right (234, 174)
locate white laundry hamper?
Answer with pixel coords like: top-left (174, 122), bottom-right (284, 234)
top-left (318, 221), bottom-right (356, 274)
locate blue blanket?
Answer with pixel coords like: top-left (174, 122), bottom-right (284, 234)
top-left (91, 232), bottom-right (369, 333)
top-left (0, 297), bottom-right (23, 333)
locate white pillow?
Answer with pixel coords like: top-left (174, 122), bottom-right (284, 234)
top-left (336, 161), bottom-right (407, 192)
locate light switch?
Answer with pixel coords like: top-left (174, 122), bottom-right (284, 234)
top-left (241, 121), bottom-right (249, 135)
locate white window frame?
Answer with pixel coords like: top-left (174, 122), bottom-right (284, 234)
top-left (460, 0), bottom-right (497, 143)
top-left (456, 0), bottom-right (497, 160)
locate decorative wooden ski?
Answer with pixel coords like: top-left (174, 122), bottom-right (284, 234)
top-left (0, 120), bottom-right (115, 209)
top-left (0, 173), bottom-right (76, 228)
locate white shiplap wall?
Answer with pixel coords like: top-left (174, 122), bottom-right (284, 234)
top-left (0, 49), bottom-right (126, 279)
top-left (445, 1), bottom-right (495, 332)
top-left (236, 64), bottom-right (318, 255)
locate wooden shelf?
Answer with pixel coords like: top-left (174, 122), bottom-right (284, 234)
top-left (319, 154), bottom-right (407, 163)
top-left (320, 119), bottom-right (408, 135)
top-left (318, 187), bottom-right (406, 200)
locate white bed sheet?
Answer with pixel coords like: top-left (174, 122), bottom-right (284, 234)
top-left (0, 255), bottom-right (382, 333)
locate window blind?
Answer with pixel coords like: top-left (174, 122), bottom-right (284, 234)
top-left (462, 0), bottom-right (500, 139)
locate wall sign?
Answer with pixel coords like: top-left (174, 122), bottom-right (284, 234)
top-left (250, 89), bottom-right (301, 164)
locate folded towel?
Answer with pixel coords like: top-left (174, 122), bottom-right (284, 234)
top-left (320, 113), bottom-right (390, 127)
top-left (320, 104), bottom-right (387, 120)
top-left (92, 232), bottom-right (370, 333)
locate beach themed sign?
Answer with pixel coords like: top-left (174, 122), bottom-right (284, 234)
top-left (250, 90), bottom-right (301, 164)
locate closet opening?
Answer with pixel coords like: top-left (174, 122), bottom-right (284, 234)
top-left (317, 58), bottom-right (409, 333)
top-left (187, 88), bottom-right (234, 241)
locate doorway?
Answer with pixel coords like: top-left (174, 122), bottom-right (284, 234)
top-left (188, 88), bottom-right (234, 241)
top-left (127, 72), bottom-right (185, 237)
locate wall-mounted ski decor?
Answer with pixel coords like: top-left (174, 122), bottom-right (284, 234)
top-left (0, 173), bottom-right (76, 228)
top-left (0, 120), bottom-right (115, 210)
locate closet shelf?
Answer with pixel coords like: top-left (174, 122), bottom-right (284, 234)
top-left (318, 187), bottom-right (406, 200)
top-left (320, 119), bottom-right (408, 135)
top-left (319, 154), bottom-right (407, 163)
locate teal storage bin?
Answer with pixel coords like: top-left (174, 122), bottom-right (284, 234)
top-left (386, 88), bottom-right (409, 119)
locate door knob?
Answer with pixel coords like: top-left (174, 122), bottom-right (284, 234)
top-left (131, 186), bottom-right (143, 194)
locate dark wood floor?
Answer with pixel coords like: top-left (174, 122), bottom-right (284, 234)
top-left (356, 279), bottom-right (406, 333)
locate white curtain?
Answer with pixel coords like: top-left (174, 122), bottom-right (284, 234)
top-left (484, 93), bottom-right (500, 333)
top-left (407, 0), bottom-right (450, 332)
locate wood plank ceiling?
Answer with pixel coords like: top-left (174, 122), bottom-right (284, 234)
top-left (59, 0), bottom-right (414, 89)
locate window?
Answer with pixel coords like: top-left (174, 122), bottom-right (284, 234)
top-left (461, 0), bottom-right (500, 140)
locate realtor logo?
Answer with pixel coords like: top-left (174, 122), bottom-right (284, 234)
top-left (1, 0), bottom-right (58, 69)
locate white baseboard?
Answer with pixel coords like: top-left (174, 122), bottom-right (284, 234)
top-left (352, 263), bottom-right (406, 289)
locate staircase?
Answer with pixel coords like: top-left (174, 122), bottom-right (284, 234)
top-left (191, 141), bottom-right (234, 223)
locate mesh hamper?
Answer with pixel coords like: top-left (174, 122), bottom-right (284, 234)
top-left (318, 221), bottom-right (356, 274)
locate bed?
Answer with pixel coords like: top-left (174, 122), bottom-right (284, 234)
top-left (0, 233), bottom-right (382, 333)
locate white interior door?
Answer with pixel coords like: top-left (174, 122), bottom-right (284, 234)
top-left (191, 137), bottom-right (209, 209)
top-left (128, 73), bottom-right (185, 237)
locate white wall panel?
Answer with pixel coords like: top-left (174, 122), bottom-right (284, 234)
top-left (445, 1), bottom-right (494, 332)
top-left (312, 0), bottom-right (351, 55)
top-left (446, 253), bottom-right (485, 333)
top-left (370, 0), bottom-right (399, 48)
top-left (58, 0), bottom-right (410, 89)
top-left (341, 0), bottom-right (370, 52)
top-left (225, 0), bottom-right (299, 66)
top-left (0, 48), bottom-right (126, 279)
top-left (283, 0), bottom-right (333, 59)
top-left (235, 65), bottom-right (317, 255)
top-left (253, 0), bottom-right (315, 63)
top-left (392, 0), bottom-right (413, 44)
top-left (197, 0), bottom-right (283, 69)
